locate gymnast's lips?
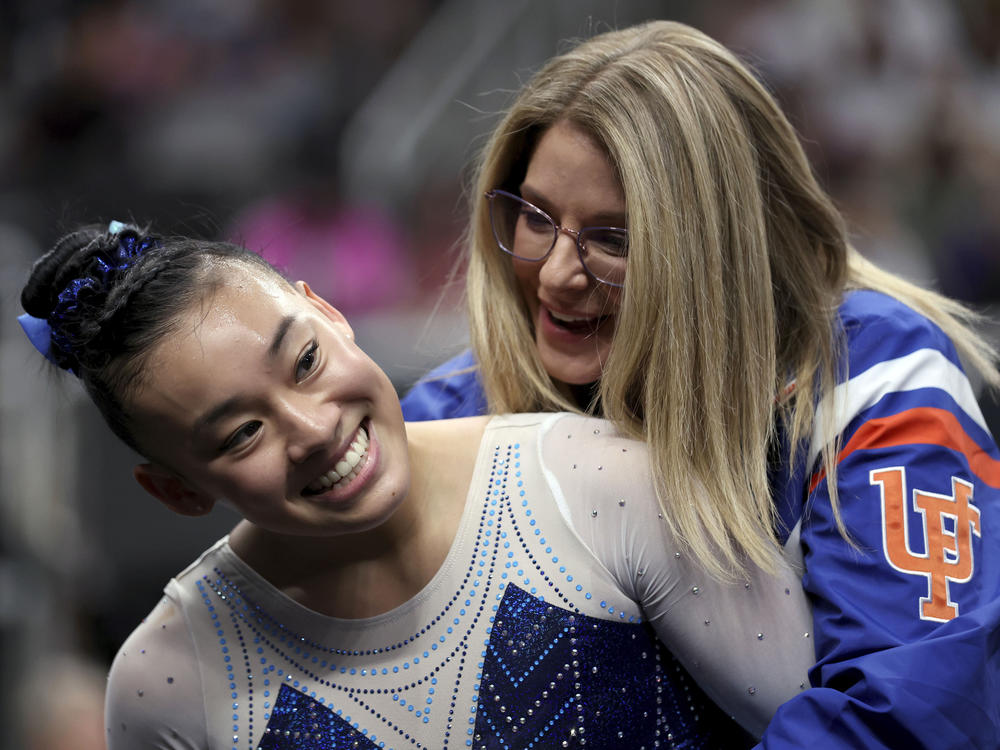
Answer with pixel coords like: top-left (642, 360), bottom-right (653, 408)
top-left (301, 421), bottom-right (372, 497)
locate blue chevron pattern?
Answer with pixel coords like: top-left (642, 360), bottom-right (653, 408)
top-left (472, 583), bottom-right (753, 749)
top-left (257, 684), bottom-right (378, 749)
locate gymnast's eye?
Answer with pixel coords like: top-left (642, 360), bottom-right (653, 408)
top-left (296, 341), bottom-right (319, 382)
top-left (222, 421), bottom-right (262, 452)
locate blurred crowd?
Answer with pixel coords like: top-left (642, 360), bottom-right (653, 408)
top-left (1, 1), bottom-right (998, 747)
top-left (718, 0), bottom-right (1000, 309)
top-left (2, 0), bottom-right (441, 310)
top-left (3, 0), bottom-right (999, 312)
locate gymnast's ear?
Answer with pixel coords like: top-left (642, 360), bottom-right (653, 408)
top-left (296, 281), bottom-right (353, 340)
top-left (133, 463), bottom-right (215, 517)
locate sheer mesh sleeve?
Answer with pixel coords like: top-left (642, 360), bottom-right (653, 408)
top-left (105, 594), bottom-right (208, 750)
top-left (537, 413), bottom-right (814, 737)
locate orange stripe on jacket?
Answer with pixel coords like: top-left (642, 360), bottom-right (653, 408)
top-left (808, 406), bottom-right (1000, 494)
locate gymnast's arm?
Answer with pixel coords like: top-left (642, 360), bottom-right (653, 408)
top-left (105, 594), bottom-right (208, 750)
top-left (539, 413), bottom-right (814, 738)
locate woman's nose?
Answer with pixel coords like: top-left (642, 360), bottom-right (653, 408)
top-left (281, 396), bottom-right (334, 464)
top-left (538, 230), bottom-right (589, 290)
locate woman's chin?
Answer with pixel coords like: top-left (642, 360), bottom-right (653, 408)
top-left (537, 345), bottom-right (608, 388)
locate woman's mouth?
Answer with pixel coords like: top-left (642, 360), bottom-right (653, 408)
top-left (302, 424), bottom-right (370, 496)
top-left (545, 308), bottom-right (612, 335)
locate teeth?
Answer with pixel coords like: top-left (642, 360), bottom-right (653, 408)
top-left (549, 310), bottom-right (593, 323)
top-left (304, 425), bottom-right (370, 495)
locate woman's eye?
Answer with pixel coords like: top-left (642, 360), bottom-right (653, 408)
top-left (585, 229), bottom-right (630, 257)
top-left (521, 211), bottom-right (552, 233)
top-left (296, 342), bottom-right (319, 381)
top-left (222, 421), bottom-right (261, 451)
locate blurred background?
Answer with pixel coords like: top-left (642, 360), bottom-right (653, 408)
top-left (1, 1), bottom-right (998, 747)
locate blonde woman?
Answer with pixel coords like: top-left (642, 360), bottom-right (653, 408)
top-left (402, 20), bottom-right (1000, 749)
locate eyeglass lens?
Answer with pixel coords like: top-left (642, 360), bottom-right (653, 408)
top-left (488, 191), bottom-right (627, 287)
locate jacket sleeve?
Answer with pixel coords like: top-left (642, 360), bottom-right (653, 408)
top-left (759, 291), bottom-right (1000, 749)
top-left (399, 349), bottom-right (488, 421)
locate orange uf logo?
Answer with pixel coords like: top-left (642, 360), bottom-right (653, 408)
top-left (870, 467), bottom-right (981, 622)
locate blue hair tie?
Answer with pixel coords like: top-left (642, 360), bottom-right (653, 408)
top-left (17, 312), bottom-right (54, 363)
top-left (19, 221), bottom-right (153, 373)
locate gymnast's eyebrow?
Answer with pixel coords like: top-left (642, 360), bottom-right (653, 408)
top-left (267, 314), bottom-right (297, 360)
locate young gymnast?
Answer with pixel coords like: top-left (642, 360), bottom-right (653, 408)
top-left (20, 222), bottom-right (813, 749)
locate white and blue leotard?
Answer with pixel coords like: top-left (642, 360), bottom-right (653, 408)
top-left (105, 413), bottom-right (814, 749)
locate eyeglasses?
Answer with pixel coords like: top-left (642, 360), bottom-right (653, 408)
top-left (485, 189), bottom-right (627, 288)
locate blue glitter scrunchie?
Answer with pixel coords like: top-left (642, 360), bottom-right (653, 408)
top-left (17, 220), bottom-right (152, 373)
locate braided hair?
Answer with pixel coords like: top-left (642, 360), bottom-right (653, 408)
top-left (20, 223), bottom-right (282, 453)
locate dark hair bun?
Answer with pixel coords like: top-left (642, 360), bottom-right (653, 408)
top-left (21, 226), bottom-right (110, 318)
top-left (20, 224), bottom-right (150, 372)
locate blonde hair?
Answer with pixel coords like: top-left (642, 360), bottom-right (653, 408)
top-left (465, 21), bottom-right (999, 578)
